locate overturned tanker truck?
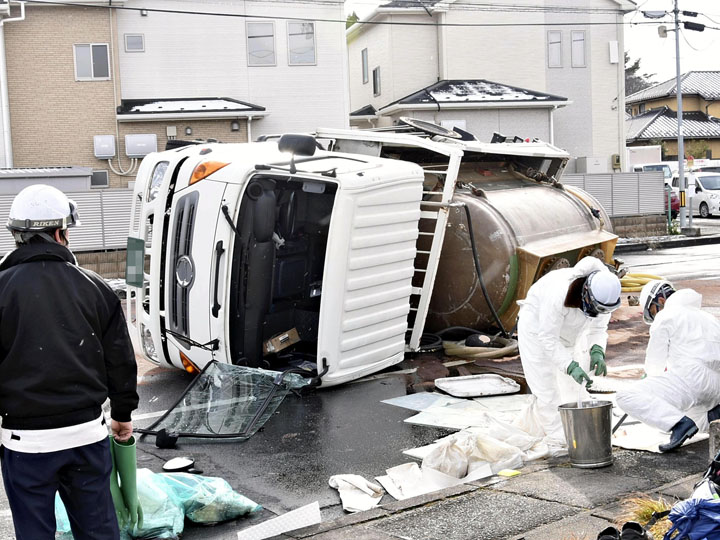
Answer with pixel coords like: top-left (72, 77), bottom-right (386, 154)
top-left (126, 119), bottom-right (617, 387)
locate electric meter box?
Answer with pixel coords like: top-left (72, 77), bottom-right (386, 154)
top-left (125, 134), bottom-right (158, 158)
top-left (93, 135), bottom-right (116, 159)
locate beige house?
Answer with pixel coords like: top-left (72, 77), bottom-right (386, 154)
top-left (626, 71), bottom-right (720, 160)
top-left (347, 0), bottom-right (635, 173)
top-left (0, 0), bottom-right (349, 187)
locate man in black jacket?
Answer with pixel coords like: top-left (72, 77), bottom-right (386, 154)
top-left (0, 184), bottom-right (138, 540)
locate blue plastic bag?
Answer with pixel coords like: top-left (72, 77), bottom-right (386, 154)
top-left (664, 497), bottom-right (720, 540)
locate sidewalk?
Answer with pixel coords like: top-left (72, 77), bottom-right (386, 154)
top-left (291, 443), bottom-right (707, 540)
top-left (615, 217), bottom-right (720, 254)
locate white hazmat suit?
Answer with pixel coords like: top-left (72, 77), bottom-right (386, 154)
top-left (517, 257), bottom-right (613, 446)
top-left (616, 288), bottom-right (720, 434)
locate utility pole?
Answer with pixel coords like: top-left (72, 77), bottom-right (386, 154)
top-left (674, 0), bottom-right (687, 229)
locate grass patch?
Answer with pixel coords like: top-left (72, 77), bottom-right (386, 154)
top-left (618, 493), bottom-right (674, 538)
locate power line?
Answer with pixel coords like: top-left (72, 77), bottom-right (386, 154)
top-left (15, 1), bottom-right (674, 27)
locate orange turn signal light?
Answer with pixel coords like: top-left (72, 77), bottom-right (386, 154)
top-left (179, 351), bottom-right (199, 374)
top-left (190, 161), bottom-right (229, 185)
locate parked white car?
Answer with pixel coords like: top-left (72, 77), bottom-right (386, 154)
top-left (672, 172), bottom-right (720, 217)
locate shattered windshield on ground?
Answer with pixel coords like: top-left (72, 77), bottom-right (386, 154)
top-left (141, 362), bottom-right (311, 441)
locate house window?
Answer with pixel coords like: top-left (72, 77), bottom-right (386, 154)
top-left (247, 22), bottom-right (276, 66)
top-left (74, 44), bottom-right (110, 80)
top-left (571, 31), bottom-right (586, 68)
top-left (372, 66), bottom-right (381, 96)
top-left (288, 21), bottom-right (315, 65)
top-left (547, 31), bottom-right (561, 68)
top-left (124, 34), bottom-right (145, 52)
top-left (91, 170), bottom-right (109, 188)
top-left (639, 103), bottom-right (646, 114)
top-left (362, 48), bottom-right (368, 84)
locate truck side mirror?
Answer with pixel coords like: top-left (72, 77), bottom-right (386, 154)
top-left (696, 186), bottom-right (702, 194)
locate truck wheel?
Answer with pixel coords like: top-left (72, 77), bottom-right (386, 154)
top-left (700, 202), bottom-right (710, 218)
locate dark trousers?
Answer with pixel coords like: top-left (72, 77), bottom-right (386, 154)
top-left (0, 438), bottom-right (119, 540)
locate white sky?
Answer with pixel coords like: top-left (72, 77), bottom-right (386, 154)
top-left (625, 0), bottom-right (720, 84)
top-left (345, 0), bottom-right (720, 85)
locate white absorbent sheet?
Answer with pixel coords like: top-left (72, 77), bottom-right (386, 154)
top-left (375, 461), bottom-right (493, 501)
top-left (328, 475), bottom-right (384, 513)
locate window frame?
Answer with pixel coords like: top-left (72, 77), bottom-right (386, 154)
top-left (287, 21), bottom-right (316, 66)
top-left (372, 66), bottom-right (381, 97)
top-left (547, 30), bottom-right (562, 68)
top-left (124, 34), bottom-right (145, 53)
top-left (571, 30), bottom-right (586, 68)
top-left (73, 43), bottom-right (111, 81)
top-left (246, 21), bottom-right (277, 67)
top-left (91, 170), bottom-right (110, 189)
top-left (362, 48), bottom-right (369, 84)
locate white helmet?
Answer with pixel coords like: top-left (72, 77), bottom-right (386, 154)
top-left (7, 184), bottom-right (80, 241)
top-left (581, 271), bottom-right (621, 317)
top-left (639, 280), bottom-right (675, 324)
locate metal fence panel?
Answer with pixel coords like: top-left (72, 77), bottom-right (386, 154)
top-left (0, 189), bottom-right (133, 256)
top-left (561, 172), bottom-right (664, 217)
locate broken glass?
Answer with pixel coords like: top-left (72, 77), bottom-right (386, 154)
top-left (139, 362), bottom-right (310, 441)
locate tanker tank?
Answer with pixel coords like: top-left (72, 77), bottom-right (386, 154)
top-left (423, 162), bottom-right (617, 334)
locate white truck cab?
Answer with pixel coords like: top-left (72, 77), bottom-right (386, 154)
top-left (127, 135), bottom-right (425, 386)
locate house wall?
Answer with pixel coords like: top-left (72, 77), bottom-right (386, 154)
top-left (388, 108), bottom-right (551, 143)
top-left (117, 0), bottom-right (349, 138)
top-left (654, 139), bottom-right (720, 160)
top-left (4, 6), bottom-right (121, 181)
top-left (543, 7), bottom-right (624, 173)
top-left (346, 0), bottom-right (627, 172)
top-left (347, 13), bottom-right (438, 113)
top-left (441, 1), bottom-right (546, 89)
top-left (630, 96), bottom-right (720, 116)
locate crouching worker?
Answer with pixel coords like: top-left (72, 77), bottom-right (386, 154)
top-left (0, 185), bottom-right (138, 539)
top-left (517, 257), bottom-right (622, 448)
top-left (616, 280), bottom-right (720, 453)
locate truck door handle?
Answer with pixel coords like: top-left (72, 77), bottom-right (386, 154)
top-left (212, 240), bottom-right (224, 318)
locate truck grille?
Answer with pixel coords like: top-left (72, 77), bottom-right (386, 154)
top-left (169, 191), bottom-right (199, 335)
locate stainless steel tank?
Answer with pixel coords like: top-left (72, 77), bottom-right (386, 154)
top-left (424, 166), bottom-right (617, 333)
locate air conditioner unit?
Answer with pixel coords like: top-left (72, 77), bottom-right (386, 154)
top-left (93, 135), bottom-right (116, 159)
top-left (125, 134), bottom-right (157, 158)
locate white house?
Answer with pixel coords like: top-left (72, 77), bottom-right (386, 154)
top-left (0, 0), bottom-right (350, 183)
top-left (347, 0), bottom-right (635, 173)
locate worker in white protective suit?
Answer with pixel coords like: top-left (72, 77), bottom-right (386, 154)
top-left (616, 281), bottom-right (720, 453)
top-left (517, 257), bottom-right (622, 448)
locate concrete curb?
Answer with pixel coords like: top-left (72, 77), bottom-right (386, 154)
top-left (615, 233), bottom-right (720, 254)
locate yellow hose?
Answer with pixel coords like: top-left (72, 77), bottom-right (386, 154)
top-left (621, 273), bottom-right (664, 293)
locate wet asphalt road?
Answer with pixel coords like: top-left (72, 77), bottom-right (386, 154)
top-left (2, 240), bottom-right (720, 539)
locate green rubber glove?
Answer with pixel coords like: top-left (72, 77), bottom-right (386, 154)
top-left (112, 436), bottom-right (144, 530)
top-left (108, 436), bottom-right (130, 529)
top-left (589, 345), bottom-right (607, 376)
top-left (567, 361), bottom-right (593, 388)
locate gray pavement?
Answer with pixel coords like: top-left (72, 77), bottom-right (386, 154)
top-left (289, 443), bottom-right (709, 540)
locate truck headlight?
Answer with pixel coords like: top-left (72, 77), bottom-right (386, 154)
top-left (141, 324), bottom-right (158, 361)
top-left (147, 161), bottom-right (169, 202)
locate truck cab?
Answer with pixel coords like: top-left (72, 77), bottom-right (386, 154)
top-left (127, 136), bottom-right (425, 386)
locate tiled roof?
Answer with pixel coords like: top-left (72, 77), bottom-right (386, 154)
top-left (626, 71), bottom-right (720, 104)
top-left (380, 79), bottom-right (567, 110)
top-left (117, 97), bottom-right (265, 115)
top-left (350, 105), bottom-right (378, 116)
top-left (626, 106), bottom-right (720, 141)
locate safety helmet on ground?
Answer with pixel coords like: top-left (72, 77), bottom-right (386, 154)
top-left (639, 279), bottom-right (675, 325)
top-left (7, 184), bottom-right (80, 243)
top-left (581, 270), bottom-right (622, 318)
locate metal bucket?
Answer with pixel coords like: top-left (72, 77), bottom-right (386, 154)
top-left (558, 400), bottom-right (613, 468)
